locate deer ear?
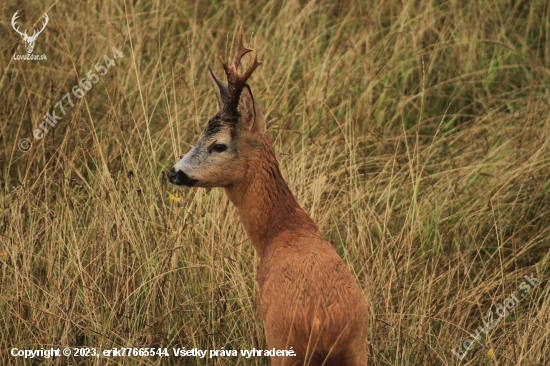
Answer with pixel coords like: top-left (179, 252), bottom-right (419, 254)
top-left (208, 66), bottom-right (228, 109)
top-left (238, 85), bottom-right (265, 136)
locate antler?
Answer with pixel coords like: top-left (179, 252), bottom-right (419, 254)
top-left (30, 13), bottom-right (48, 40)
top-left (219, 23), bottom-right (262, 114)
top-left (11, 11), bottom-right (28, 38)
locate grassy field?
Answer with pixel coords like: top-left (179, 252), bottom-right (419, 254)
top-left (1, 0), bottom-right (550, 364)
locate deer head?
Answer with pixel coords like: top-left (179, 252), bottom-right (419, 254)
top-left (168, 24), bottom-right (264, 188)
top-left (12, 11), bottom-right (49, 54)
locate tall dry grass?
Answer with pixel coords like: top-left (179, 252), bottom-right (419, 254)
top-left (1, 0), bottom-right (550, 365)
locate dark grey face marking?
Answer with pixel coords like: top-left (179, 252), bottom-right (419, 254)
top-left (203, 115), bottom-right (223, 137)
top-left (203, 112), bottom-right (240, 141)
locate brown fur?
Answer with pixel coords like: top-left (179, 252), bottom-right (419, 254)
top-left (169, 32), bottom-right (369, 364)
top-left (224, 137), bottom-right (369, 366)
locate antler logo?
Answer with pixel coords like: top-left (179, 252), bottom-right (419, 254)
top-left (11, 11), bottom-right (48, 54)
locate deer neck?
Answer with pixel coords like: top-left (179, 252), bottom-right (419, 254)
top-left (223, 135), bottom-right (318, 258)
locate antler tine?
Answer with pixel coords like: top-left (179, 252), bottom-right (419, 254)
top-left (11, 11), bottom-right (28, 37)
top-left (33, 13), bottom-right (49, 38)
top-left (41, 14), bottom-right (49, 29)
top-left (236, 37), bottom-right (262, 84)
top-left (232, 23), bottom-right (252, 70)
top-left (11, 10), bottom-right (18, 25)
top-left (219, 23), bottom-right (252, 82)
top-left (218, 24), bottom-right (262, 114)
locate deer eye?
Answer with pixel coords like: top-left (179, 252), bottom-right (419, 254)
top-left (212, 143), bottom-right (227, 153)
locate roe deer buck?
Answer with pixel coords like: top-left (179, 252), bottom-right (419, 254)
top-left (167, 24), bottom-right (368, 366)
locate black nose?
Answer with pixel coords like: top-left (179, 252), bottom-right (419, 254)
top-left (167, 167), bottom-right (198, 187)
